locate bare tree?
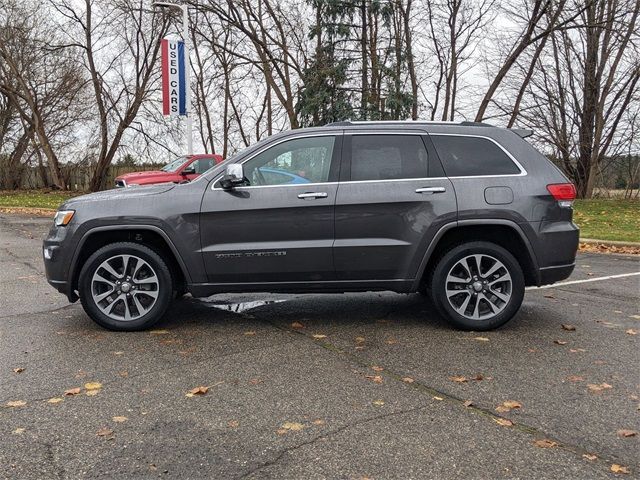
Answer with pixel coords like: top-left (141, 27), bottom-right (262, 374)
top-left (50, 0), bottom-right (169, 191)
top-left (0, 0), bottom-right (86, 189)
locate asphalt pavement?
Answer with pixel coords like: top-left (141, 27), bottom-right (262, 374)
top-left (1, 213), bottom-right (638, 479)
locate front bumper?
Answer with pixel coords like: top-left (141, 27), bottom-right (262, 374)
top-left (43, 226), bottom-right (78, 302)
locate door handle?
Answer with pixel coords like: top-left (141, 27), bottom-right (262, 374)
top-left (415, 187), bottom-right (446, 194)
top-left (297, 192), bottom-right (328, 199)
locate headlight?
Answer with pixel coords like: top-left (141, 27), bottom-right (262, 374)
top-left (54, 210), bottom-right (75, 226)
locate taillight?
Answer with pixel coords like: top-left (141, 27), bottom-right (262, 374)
top-left (547, 183), bottom-right (576, 207)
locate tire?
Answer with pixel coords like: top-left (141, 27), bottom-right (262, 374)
top-left (429, 241), bottom-right (524, 331)
top-left (78, 242), bottom-right (174, 331)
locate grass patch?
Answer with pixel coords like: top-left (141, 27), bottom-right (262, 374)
top-left (0, 190), bottom-right (82, 210)
top-left (574, 199), bottom-right (639, 243)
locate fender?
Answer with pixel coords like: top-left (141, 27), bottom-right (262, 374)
top-left (410, 219), bottom-right (541, 291)
top-left (68, 224), bottom-right (192, 297)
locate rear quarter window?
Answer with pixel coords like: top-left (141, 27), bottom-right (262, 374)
top-left (431, 135), bottom-right (521, 177)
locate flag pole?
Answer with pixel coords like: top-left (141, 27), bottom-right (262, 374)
top-left (154, 2), bottom-right (193, 156)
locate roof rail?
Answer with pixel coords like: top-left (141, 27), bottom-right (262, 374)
top-left (325, 119), bottom-right (494, 127)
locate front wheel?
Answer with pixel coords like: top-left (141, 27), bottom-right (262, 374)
top-left (429, 241), bottom-right (525, 330)
top-left (78, 242), bottom-right (173, 331)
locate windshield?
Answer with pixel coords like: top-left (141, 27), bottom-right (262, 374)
top-left (161, 156), bottom-right (187, 172)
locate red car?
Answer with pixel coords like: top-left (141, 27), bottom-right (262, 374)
top-left (115, 154), bottom-right (223, 187)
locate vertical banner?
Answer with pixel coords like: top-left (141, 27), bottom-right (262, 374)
top-left (161, 38), bottom-right (187, 116)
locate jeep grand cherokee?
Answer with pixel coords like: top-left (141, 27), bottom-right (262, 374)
top-left (43, 121), bottom-right (579, 331)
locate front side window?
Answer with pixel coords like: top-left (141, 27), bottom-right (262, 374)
top-left (350, 135), bottom-right (429, 181)
top-left (191, 158), bottom-right (215, 174)
top-left (241, 136), bottom-right (336, 186)
top-left (431, 135), bottom-right (521, 177)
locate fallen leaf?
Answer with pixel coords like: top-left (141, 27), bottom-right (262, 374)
top-left (587, 383), bottom-right (613, 393)
top-left (12, 428), bottom-right (25, 434)
top-left (533, 439), bottom-right (558, 448)
top-left (13, 368), bottom-right (24, 374)
top-left (450, 376), bottom-right (468, 383)
top-left (84, 382), bottom-right (102, 391)
top-left (617, 429), bottom-right (637, 438)
top-left (243, 331), bottom-right (256, 336)
top-left (85, 390), bottom-right (99, 397)
top-left (6, 400), bottom-right (26, 408)
top-left (64, 388), bottom-right (81, 396)
top-left (365, 375), bottom-right (383, 384)
top-left (248, 378), bottom-right (262, 385)
top-left (371, 366), bottom-right (384, 372)
top-left (496, 400), bottom-right (522, 412)
top-left (561, 324), bottom-right (576, 331)
top-left (626, 329), bottom-right (637, 335)
top-left (554, 340), bottom-right (568, 345)
top-left (47, 397), bottom-right (63, 404)
top-left (290, 322), bottom-right (304, 329)
top-left (119, 371), bottom-right (129, 378)
top-left (150, 329), bottom-right (169, 335)
top-left (281, 421), bottom-right (304, 431)
top-left (566, 375), bottom-right (584, 382)
top-left (276, 428), bottom-right (288, 435)
top-left (186, 386), bottom-right (209, 397)
top-left (402, 377), bottom-right (415, 384)
top-left (474, 336), bottom-right (489, 342)
top-left (471, 374), bottom-right (484, 381)
top-left (355, 336), bottom-right (366, 343)
top-left (611, 464), bottom-right (630, 474)
top-left (112, 416), bottom-right (128, 423)
top-left (312, 334), bottom-right (327, 339)
top-left (385, 338), bottom-right (398, 345)
top-left (583, 454), bottom-right (597, 461)
top-left (494, 418), bottom-right (513, 427)
top-left (96, 427), bottom-right (113, 437)
top-left (228, 420), bottom-right (239, 428)
top-left (372, 400), bottom-right (385, 406)
top-left (569, 348), bottom-right (586, 353)
top-left (312, 419), bottom-right (325, 425)
top-left (463, 400), bottom-right (473, 407)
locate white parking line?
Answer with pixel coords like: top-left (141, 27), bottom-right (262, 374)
top-left (528, 271), bottom-right (640, 290)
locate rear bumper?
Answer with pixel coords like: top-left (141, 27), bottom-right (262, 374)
top-left (539, 263), bottom-right (575, 286)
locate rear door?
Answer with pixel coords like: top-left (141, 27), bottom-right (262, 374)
top-left (334, 131), bottom-right (457, 281)
top-left (199, 133), bottom-right (341, 284)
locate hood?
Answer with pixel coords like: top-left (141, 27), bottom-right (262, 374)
top-left (60, 183), bottom-right (175, 209)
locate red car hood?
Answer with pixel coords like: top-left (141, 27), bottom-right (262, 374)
top-left (116, 170), bottom-right (177, 184)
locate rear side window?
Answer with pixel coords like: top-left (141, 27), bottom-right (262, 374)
top-left (431, 135), bottom-right (520, 177)
top-left (350, 135), bottom-right (430, 181)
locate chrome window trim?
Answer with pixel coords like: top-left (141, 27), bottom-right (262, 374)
top-left (211, 132), bottom-right (342, 190)
top-left (429, 133), bottom-right (527, 178)
top-left (210, 130), bottom-right (527, 190)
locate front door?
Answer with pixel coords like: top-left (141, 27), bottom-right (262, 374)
top-left (200, 134), bottom-right (341, 285)
top-left (334, 132), bottom-right (457, 281)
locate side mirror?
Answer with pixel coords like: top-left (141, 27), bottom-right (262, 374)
top-left (220, 164), bottom-right (245, 190)
top-left (182, 165), bottom-right (196, 175)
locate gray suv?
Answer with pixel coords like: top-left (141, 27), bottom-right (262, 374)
top-left (43, 121), bottom-right (579, 331)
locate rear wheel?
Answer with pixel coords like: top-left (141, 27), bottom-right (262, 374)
top-left (429, 241), bottom-right (524, 330)
top-left (78, 242), bottom-right (173, 331)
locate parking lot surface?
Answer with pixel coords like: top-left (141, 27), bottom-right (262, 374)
top-left (1, 213), bottom-right (638, 479)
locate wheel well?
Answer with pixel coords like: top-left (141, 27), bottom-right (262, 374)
top-left (423, 225), bottom-right (538, 287)
top-left (71, 229), bottom-right (186, 293)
